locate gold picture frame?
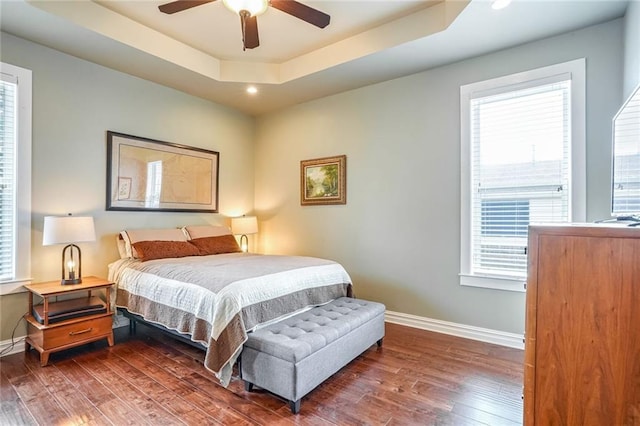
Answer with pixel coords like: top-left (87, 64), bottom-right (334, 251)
top-left (106, 131), bottom-right (219, 212)
top-left (300, 155), bottom-right (346, 206)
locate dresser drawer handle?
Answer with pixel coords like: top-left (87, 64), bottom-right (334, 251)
top-left (69, 328), bottom-right (93, 336)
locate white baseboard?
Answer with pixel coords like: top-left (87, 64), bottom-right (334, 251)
top-left (0, 337), bottom-right (25, 357)
top-left (385, 310), bottom-right (524, 350)
top-left (2, 312), bottom-right (523, 358)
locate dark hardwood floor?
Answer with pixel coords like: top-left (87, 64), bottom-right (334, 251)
top-left (1, 322), bottom-right (524, 425)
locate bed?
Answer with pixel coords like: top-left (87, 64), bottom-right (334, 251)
top-left (108, 225), bottom-right (353, 386)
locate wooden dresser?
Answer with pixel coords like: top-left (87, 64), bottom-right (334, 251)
top-left (524, 224), bottom-right (640, 425)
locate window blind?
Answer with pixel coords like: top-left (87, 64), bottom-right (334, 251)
top-left (470, 80), bottom-right (571, 278)
top-left (0, 76), bottom-right (17, 281)
top-left (612, 87), bottom-right (640, 216)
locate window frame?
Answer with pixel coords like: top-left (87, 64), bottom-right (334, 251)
top-left (0, 62), bottom-right (32, 294)
top-left (460, 59), bottom-right (586, 292)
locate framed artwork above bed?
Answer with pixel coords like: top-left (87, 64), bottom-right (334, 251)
top-left (106, 131), bottom-right (219, 212)
top-left (300, 155), bottom-right (347, 206)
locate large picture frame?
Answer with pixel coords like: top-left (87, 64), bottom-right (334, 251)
top-left (106, 131), bottom-right (219, 212)
top-left (300, 155), bottom-right (347, 206)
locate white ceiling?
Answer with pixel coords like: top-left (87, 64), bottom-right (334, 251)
top-left (96, 0), bottom-right (442, 63)
top-left (0, 0), bottom-right (630, 116)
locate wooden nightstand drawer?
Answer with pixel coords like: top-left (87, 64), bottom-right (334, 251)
top-left (40, 315), bottom-right (112, 349)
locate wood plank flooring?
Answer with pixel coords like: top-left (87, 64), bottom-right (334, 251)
top-left (1, 322), bottom-right (524, 425)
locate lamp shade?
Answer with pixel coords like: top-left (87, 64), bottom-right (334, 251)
top-left (231, 216), bottom-right (258, 235)
top-left (43, 216), bottom-right (96, 246)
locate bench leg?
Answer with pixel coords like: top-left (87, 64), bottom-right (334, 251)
top-left (244, 381), bottom-right (254, 392)
top-left (289, 399), bottom-right (301, 414)
top-left (377, 338), bottom-right (383, 347)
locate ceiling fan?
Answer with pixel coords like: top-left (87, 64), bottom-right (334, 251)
top-left (158, 0), bottom-right (331, 51)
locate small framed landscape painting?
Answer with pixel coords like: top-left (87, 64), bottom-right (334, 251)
top-left (300, 155), bottom-right (346, 206)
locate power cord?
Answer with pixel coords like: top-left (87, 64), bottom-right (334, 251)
top-left (0, 313), bottom-right (27, 357)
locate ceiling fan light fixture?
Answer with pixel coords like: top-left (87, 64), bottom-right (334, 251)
top-left (159, 0), bottom-right (330, 51)
top-left (223, 0), bottom-right (268, 17)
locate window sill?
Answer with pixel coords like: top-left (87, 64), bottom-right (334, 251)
top-left (0, 278), bottom-right (32, 296)
top-left (459, 274), bottom-right (526, 293)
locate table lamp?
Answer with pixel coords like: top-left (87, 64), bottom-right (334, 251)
top-left (231, 215), bottom-right (258, 252)
top-left (42, 214), bottom-right (96, 285)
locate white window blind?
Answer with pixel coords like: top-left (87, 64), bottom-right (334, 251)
top-left (0, 62), bottom-right (32, 292)
top-left (0, 75), bottom-right (17, 281)
top-left (470, 80), bottom-right (571, 278)
top-left (460, 59), bottom-right (585, 291)
top-left (611, 85), bottom-right (640, 216)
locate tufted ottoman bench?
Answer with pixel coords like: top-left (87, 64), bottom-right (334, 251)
top-left (240, 297), bottom-right (385, 413)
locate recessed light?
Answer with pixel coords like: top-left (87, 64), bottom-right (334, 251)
top-left (246, 86), bottom-right (258, 95)
top-left (492, 0), bottom-right (511, 10)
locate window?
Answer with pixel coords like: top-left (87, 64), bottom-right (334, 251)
top-left (460, 59), bottom-right (586, 291)
top-left (611, 83), bottom-right (640, 217)
top-left (0, 62), bottom-right (32, 294)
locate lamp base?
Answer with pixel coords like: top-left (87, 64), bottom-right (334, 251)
top-left (61, 244), bottom-right (83, 285)
top-left (240, 234), bottom-right (249, 252)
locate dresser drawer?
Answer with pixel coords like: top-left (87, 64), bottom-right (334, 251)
top-left (41, 315), bottom-right (112, 349)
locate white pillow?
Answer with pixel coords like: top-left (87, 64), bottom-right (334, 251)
top-left (120, 228), bottom-right (188, 258)
top-left (182, 225), bottom-right (232, 240)
top-left (116, 234), bottom-right (128, 259)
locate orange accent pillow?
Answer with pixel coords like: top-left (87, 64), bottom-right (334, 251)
top-left (121, 228), bottom-right (188, 258)
top-left (190, 235), bottom-right (241, 255)
top-left (132, 240), bottom-right (200, 262)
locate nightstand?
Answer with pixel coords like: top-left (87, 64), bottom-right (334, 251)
top-left (24, 276), bottom-right (114, 366)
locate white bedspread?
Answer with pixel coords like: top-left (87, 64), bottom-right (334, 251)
top-left (109, 253), bottom-right (352, 386)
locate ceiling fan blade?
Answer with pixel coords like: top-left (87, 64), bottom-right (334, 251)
top-left (242, 14), bottom-right (260, 50)
top-left (158, 0), bottom-right (216, 15)
top-left (270, 0), bottom-right (330, 29)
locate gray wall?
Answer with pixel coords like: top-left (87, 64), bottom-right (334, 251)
top-left (254, 19), bottom-right (624, 334)
top-left (624, 0), bottom-right (640, 97)
top-left (0, 17), bottom-right (627, 342)
top-left (0, 33), bottom-right (255, 340)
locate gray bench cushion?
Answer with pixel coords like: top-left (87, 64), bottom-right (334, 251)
top-left (245, 297), bottom-right (385, 363)
top-left (241, 297), bottom-right (385, 413)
